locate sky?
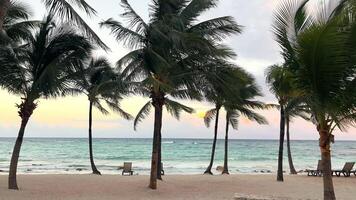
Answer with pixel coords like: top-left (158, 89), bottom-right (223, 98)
top-left (0, 0), bottom-right (355, 140)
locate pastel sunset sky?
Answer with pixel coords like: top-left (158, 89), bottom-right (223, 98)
top-left (0, 0), bottom-right (355, 140)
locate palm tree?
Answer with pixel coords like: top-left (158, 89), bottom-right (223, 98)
top-left (202, 66), bottom-right (245, 175)
top-left (273, 0), bottom-right (356, 198)
top-left (265, 64), bottom-right (297, 181)
top-left (203, 67), bottom-right (267, 175)
top-left (284, 97), bottom-right (309, 175)
top-left (74, 57), bottom-right (133, 175)
top-left (221, 71), bottom-right (268, 175)
top-left (0, 14), bottom-right (92, 190)
top-left (100, 0), bottom-right (241, 189)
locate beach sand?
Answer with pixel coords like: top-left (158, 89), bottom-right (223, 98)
top-left (0, 174), bottom-right (355, 200)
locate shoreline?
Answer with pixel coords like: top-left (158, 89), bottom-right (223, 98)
top-left (0, 174), bottom-right (355, 200)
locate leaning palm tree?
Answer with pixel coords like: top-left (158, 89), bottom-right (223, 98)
top-left (273, 0), bottom-right (356, 198)
top-left (101, 0), bottom-right (241, 189)
top-left (0, 14), bottom-right (92, 190)
top-left (74, 57), bottom-right (133, 175)
top-left (265, 64), bottom-right (298, 181)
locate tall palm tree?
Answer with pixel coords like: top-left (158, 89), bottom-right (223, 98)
top-left (273, 0), bottom-right (356, 198)
top-left (74, 57), bottom-right (133, 175)
top-left (221, 72), bottom-right (268, 175)
top-left (202, 66), bottom-right (246, 175)
top-left (284, 97), bottom-right (309, 175)
top-left (265, 64), bottom-right (297, 181)
top-left (101, 0), bottom-right (241, 189)
top-left (0, 14), bottom-right (92, 190)
top-left (203, 67), bottom-right (267, 175)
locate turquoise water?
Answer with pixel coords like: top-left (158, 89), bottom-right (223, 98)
top-left (0, 138), bottom-right (355, 175)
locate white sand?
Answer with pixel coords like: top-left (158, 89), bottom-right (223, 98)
top-left (0, 174), bottom-right (355, 200)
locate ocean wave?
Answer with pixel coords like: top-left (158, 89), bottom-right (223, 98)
top-left (162, 141), bottom-right (175, 144)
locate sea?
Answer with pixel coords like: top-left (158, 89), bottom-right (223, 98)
top-left (0, 138), bottom-right (355, 175)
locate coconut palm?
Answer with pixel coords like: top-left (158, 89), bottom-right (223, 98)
top-left (202, 66), bottom-right (245, 175)
top-left (202, 67), bottom-right (267, 175)
top-left (221, 73), bottom-right (268, 175)
top-left (0, 14), bottom-right (92, 190)
top-left (73, 57), bottom-right (133, 175)
top-left (284, 97), bottom-right (309, 174)
top-left (100, 0), bottom-right (241, 189)
top-left (265, 64), bottom-right (298, 181)
top-left (273, 0), bottom-right (356, 198)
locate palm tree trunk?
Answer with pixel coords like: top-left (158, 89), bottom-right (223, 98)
top-left (0, 0), bottom-right (10, 31)
top-left (319, 126), bottom-right (335, 200)
top-left (286, 116), bottom-right (297, 174)
top-left (149, 95), bottom-right (164, 189)
top-left (277, 105), bottom-right (285, 181)
top-left (88, 101), bottom-right (101, 175)
top-left (204, 106), bottom-right (220, 175)
top-left (222, 114), bottom-right (229, 175)
top-left (9, 100), bottom-right (36, 190)
top-left (157, 131), bottom-right (162, 180)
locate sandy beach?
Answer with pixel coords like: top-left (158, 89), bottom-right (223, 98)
top-left (0, 174), bottom-right (354, 200)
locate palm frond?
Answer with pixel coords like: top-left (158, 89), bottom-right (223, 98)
top-left (204, 107), bottom-right (217, 127)
top-left (100, 18), bottom-right (144, 49)
top-left (165, 98), bottom-right (194, 120)
top-left (134, 100), bottom-right (152, 130)
top-left (43, 0), bottom-right (108, 50)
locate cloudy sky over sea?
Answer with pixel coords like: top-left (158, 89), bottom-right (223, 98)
top-left (0, 0), bottom-right (355, 140)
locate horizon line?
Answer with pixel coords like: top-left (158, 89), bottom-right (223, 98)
top-left (0, 137), bottom-right (355, 142)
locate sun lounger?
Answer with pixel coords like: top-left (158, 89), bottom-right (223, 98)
top-left (306, 160), bottom-right (322, 176)
top-left (332, 162), bottom-right (355, 177)
top-left (122, 162), bottom-right (134, 176)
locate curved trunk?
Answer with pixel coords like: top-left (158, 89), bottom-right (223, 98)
top-left (286, 116), bottom-right (297, 174)
top-left (204, 106), bottom-right (220, 175)
top-left (0, 0), bottom-right (10, 31)
top-left (149, 95), bottom-right (164, 189)
top-left (9, 100), bottom-right (36, 190)
top-left (157, 131), bottom-right (162, 180)
top-left (222, 113), bottom-right (229, 175)
top-left (277, 105), bottom-right (285, 181)
top-left (88, 101), bottom-right (101, 175)
top-left (319, 127), bottom-right (335, 200)
top-left (8, 117), bottom-right (29, 189)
